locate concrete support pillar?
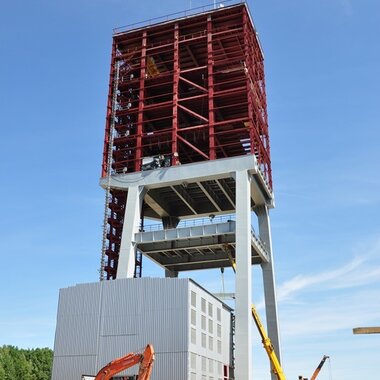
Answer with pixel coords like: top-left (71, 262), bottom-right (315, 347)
top-left (256, 204), bottom-right (282, 373)
top-left (117, 186), bottom-right (145, 278)
top-left (164, 269), bottom-right (178, 278)
top-left (234, 170), bottom-right (252, 380)
top-left (162, 216), bottom-right (180, 229)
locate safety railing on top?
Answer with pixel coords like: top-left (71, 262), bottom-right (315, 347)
top-left (113, 0), bottom-right (246, 34)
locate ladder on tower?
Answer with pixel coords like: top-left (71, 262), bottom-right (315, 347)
top-left (100, 61), bottom-right (121, 281)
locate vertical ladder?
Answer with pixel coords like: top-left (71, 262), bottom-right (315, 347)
top-left (100, 61), bottom-right (121, 281)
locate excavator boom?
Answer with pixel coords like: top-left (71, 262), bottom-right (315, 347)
top-left (310, 355), bottom-right (329, 380)
top-left (92, 344), bottom-right (155, 380)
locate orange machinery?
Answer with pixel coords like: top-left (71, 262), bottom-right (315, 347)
top-left (82, 344), bottom-right (155, 380)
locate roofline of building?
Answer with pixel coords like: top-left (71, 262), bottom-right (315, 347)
top-left (112, 1), bottom-right (264, 58)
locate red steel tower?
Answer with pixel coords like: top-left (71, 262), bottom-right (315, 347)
top-left (101, 2), bottom-right (272, 280)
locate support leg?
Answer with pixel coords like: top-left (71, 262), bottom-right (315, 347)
top-left (117, 186), bottom-right (145, 278)
top-left (235, 170), bottom-right (252, 380)
top-left (256, 205), bottom-right (282, 373)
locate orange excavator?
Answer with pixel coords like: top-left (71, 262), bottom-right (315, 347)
top-left (299, 355), bottom-right (330, 380)
top-left (82, 344), bottom-right (155, 380)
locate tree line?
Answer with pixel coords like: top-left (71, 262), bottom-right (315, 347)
top-left (0, 345), bottom-right (53, 380)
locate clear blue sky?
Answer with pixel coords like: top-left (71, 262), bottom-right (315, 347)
top-left (1, 0), bottom-right (379, 379)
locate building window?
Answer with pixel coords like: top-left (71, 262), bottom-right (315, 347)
top-left (208, 302), bottom-right (213, 317)
top-left (191, 291), bottom-right (197, 307)
top-left (202, 357), bottom-right (207, 372)
top-left (191, 373), bottom-right (196, 380)
top-left (208, 319), bottom-right (213, 334)
top-left (191, 328), bottom-right (197, 344)
top-left (191, 309), bottom-right (197, 326)
top-left (217, 340), bottom-right (222, 354)
top-left (201, 315), bottom-right (206, 330)
top-left (209, 359), bottom-right (214, 373)
top-left (218, 362), bottom-right (223, 376)
top-left (201, 333), bottom-right (206, 348)
top-left (201, 298), bottom-right (206, 313)
top-left (209, 336), bottom-right (213, 350)
top-left (217, 324), bottom-right (221, 338)
top-left (217, 307), bottom-right (221, 322)
top-left (191, 353), bottom-right (197, 370)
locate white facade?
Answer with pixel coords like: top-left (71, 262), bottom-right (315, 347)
top-left (52, 278), bottom-right (232, 380)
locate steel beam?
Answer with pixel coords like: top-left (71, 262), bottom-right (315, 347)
top-left (197, 181), bottom-right (223, 212)
top-left (353, 327), bottom-right (380, 334)
top-left (135, 31), bottom-right (147, 171)
top-left (171, 185), bottom-right (198, 215)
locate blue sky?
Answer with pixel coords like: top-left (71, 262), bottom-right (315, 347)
top-left (1, 0), bottom-right (379, 379)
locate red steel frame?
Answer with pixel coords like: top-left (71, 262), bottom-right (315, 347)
top-left (101, 3), bottom-right (272, 280)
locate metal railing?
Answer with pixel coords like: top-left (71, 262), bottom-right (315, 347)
top-left (138, 215), bottom-right (268, 254)
top-left (113, 0), bottom-right (245, 34)
top-left (141, 214), bottom-right (236, 232)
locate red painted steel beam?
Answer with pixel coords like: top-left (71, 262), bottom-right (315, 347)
top-left (177, 135), bottom-right (209, 160)
top-left (102, 40), bottom-right (117, 178)
top-left (207, 15), bottom-right (215, 160)
top-left (134, 31), bottom-right (147, 171)
top-left (172, 23), bottom-right (179, 164)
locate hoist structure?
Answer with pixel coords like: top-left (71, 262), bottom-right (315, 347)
top-left (99, 2), bottom-right (281, 380)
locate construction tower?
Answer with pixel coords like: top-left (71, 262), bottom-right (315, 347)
top-left (100, 3), bottom-right (281, 380)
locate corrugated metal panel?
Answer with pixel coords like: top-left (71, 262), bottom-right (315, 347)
top-left (53, 282), bottom-right (101, 356)
top-left (52, 356), bottom-right (97, 380)
top-left (52, 278), bottom-right (232, 380)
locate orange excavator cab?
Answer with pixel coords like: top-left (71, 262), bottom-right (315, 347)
top-left (86, 344), bottom-right (155, 380)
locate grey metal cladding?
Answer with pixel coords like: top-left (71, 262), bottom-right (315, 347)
top-left (53, 282), bottom-right (101, 357)
top-left (52, 356), bottom-right (97, 380)
top-left (52, 277), bottom-right (231, 380)
top-left (100, 278), bottom-right (189, 353)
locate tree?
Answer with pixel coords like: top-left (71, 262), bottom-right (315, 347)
top-left (0, 345), bottom-right (53, 380)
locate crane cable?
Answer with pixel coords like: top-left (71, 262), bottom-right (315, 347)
top-left (327, 356), bottom-right (333, 380)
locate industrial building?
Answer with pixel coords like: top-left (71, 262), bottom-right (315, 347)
top-left (52, 278), bottom-right (233, 380)
top-left (52, 2), bottom-right (281, 380)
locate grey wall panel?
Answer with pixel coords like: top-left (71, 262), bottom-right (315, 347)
top-left (100, 278), bottom-right (189, 353)
top-left (51, 355), bottom-right (97, 380)
top-left (53, 282), bottom-right (101, 357)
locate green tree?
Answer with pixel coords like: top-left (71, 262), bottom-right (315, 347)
top-left (0, 346), bottom-right (17, 380)
top-left (0, 345), bottom-right (53, 380)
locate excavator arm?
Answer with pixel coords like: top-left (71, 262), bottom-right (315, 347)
top-left (310, 355), bottom-right (329, 380)
top-left (93, 344), bottom-right (155, 380)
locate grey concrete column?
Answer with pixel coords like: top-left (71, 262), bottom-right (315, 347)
top-left (164, 269), bottom-right (178, 278)
top-left (256, 204), bottom-right (282, 371)
top-left (234, 170), bottom-right (252, 380)
top-left (117, 186), bottom-right (145, 278)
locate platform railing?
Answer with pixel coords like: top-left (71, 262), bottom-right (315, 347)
top-left (113, 0), bottom-right (245, 34)
top-left (139, 215), bottom-right (268, 255)
top-left (141, 214), bottom-right (235, 232)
